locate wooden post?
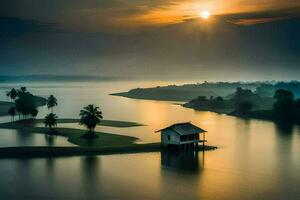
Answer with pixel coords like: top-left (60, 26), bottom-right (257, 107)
top-left (203, 132), bottom-right (206, 149)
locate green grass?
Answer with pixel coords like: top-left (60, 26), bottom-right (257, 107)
top-left (0, 119), bottom-right (217, 158)
top-left (0, 144), bottom-right (218, 158)
top-left (33, 118), bottom-right (143, 128)
top-left (0, 144), bottom-right (162, 158)
top-left (0, 119), bottom-right (140, 147)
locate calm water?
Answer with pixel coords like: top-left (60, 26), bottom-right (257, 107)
top-left (0, 81), bottom-right (300, 199)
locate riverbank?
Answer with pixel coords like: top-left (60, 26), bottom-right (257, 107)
top-left (184, 104), bottom-right (277, 122)
top-left (229, 110), bottom-right (275, 121)
top-left (0, 119), bottom-right (217, 158)
top-left (0, 119), bottom-right (142, 147)
top-left (33, 118), bottom-right (143, 127)
top-left (0, 144), bottom-right (160, 158)
top-left (0, 144), bottom-right (217, 158)
top-left (113, 92), bottom-right (277, 123)
top-left (110, 82), bottom-right (262, 102)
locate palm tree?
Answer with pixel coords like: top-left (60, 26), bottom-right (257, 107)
top-left (8, 106), bottom-right (16, 122)
top-left (30, 108), bottom-right (38, 119)
top-left (17, 87), bottom-right (27, 97)
top-left (6, 88), bottom-right (17, 102)
top-left (46, 95), bottom-right (58, 113)
top-left (79, 104), bottom-right (103, 138)
top-left (44, 113), bottom-right (58, 133)
top-left (20, 87), bottom-right (27, 93)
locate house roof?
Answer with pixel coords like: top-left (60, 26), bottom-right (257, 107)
top-left (155, 122), bottom-right (207, 136)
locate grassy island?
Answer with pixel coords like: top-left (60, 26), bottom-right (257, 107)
top-left (111, 82), bottom-right (261, 102)
top-left (34, 118), bottom-right (143, 128)
top-left (0, 119), bottom-right (216, 158)
top-left (0, 144), bottom-right (217, 158)
top-left (0, 119), bottom-right (142, 147)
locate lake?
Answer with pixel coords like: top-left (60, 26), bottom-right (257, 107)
top-left (0, 80), bottom-right (300, 199)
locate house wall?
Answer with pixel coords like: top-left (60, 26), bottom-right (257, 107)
top-left (161, 129), bottom-right (180, 146)
top-left (180, 134), bottom-right (199, 141)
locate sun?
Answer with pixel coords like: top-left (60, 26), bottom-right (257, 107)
top-left (200, 10), bottom-right (210, 19)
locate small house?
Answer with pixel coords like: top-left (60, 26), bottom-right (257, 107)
top-left (156, 122), bottom-right (207, 150)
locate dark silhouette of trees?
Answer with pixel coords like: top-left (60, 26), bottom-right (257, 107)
top-left (8, 87), bottom-right (42, 120)
top-left (232, 88), bottom-right (256, 114)
top-left (44, 113), bottom-right (58, 133)
top-left (79, 104), bottom-right (103, 138)
top-left (255, 81), bottom-right (300, 97)
top-left (44, 95), bottom-right (59, 134)
top-left (15, 91), bottom-right (39, 119)
top-left (8, 106), bottom-right (16, 122)
top-left (186, 95), bottom-right (227, 110)
top-left (235, 101), bottom-right (253, 115)
top-left (30, 108), bottom-right (39, 119)
top-left (46, 95), bottom-right (58, 113)
top-left (273, 89), bottom-right (296, 122)
top-left (211, 96), bottom-right (225, 108)
top-left (4, 87), bottom-right (45, 120)
top-left (6, 88), bottom-right (17, 102)
top-left (233, 87), bottom-right (254, 104)
top-left (17, 87), bottom-right (27, 96)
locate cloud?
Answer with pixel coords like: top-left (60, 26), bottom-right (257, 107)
top-left (0, 0), bottom-right (299, 33)
top-left (224, 7), bottom-right (300, 26)
top-left (228, 17), bottom-right (284, 25)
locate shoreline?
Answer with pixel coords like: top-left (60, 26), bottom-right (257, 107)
top-left (112, 93), bottom-right (277, 122)
top-left (112, 93), bottom-right (282, 123)
top-left (0, 119), bottom-right (142, 147)
top-left (111, 93), bottom-right (186, 103)
top-left (0, 119), bottom-right (217, 158)
top-left (0, 144), bottom-right (217, 158)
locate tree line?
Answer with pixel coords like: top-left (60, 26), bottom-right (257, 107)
top-left (233, 88), bottom-right (300, 124)
top-left (7, 87), bottom-right (41, 120)
top-left (6, 87), bottom-right (103, 139)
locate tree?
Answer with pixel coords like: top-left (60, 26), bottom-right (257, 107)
top-left (30, 108), bottom-right (39, 119)
top-left (273, 89), bottom-right (296, 122)
top-left (8, 107), bottom-right (16, 122)
top-left (274, 89), bottom-right (294, 101)
top-left (20, 87), bottom-right (27, 93)
top-left (233, 87), bottom-right (255, 104)
top-left (15, 92), bottom-right (38, 119)
top-left (79, 104), bottom-right (103, 138)
top-left (17, 87), bottom-right (27, 97)
top-left (235, 101), bottom-right (253, 115)
top-left (6, 88), bottom-right (17, 102)
top-left (44, 113), bottom-right (58, 133)
top-left (46, 95), bottom-right (58, 113)
top-left (211, 96), bottom-right (225, 108)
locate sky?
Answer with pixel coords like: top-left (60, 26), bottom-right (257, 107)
top-left (0, 0), bottom-right (299, 81)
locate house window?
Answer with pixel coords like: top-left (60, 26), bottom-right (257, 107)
top-left (168, 135), bottom-right (170, 141)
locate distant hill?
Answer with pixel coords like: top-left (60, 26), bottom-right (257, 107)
top-left (112, 82), bottom-right (262, 102)
top-left (0, 75), bottom-right (124, 82)
top-left (112, 81), bottom-right (300, 102)
top-left (256, 81), bottom-right (300, 97)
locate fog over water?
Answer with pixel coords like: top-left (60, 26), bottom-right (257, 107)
top-left (0, 80), bottom-right (300, 199)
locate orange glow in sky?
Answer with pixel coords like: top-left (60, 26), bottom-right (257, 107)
top-left (200, 11), bottom-right (211, 19)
